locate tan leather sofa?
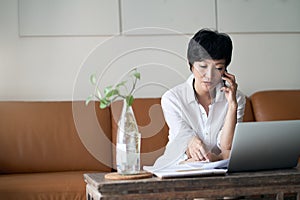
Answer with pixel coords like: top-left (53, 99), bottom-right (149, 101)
top-left (0, 90), bottom-right (299, 200)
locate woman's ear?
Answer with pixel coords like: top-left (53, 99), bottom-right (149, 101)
top-left (191, 65), bottom-right (196, 74)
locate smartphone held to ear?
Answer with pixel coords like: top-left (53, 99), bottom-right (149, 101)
top-left (222, 69), bottom-right (228, 87)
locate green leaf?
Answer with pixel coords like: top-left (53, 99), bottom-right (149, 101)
top-left (100, 102), bottom-right (107, 109)
top-left (126, 95), bottom-right (134, 106)
top-left (116, 80), bottom-right (127, 88)
top-left (99, 98), bottom-right (109, 109)
top-left (85, 94), bottom-right (94, 106)
top-left (105, 89), bottom-right (119, 98)
top-left (133, 71), bottom-right (140, 79)
top-left (90, 74), bottom-right (97, 85)
top-left (104, 86), bottom-right (113, 96)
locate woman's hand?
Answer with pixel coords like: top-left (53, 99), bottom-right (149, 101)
top-left (186, 136), bottom-right (209, 161)
top-left (221, 71), bottom-right (238, 108)
top-left (185, 136), bottom-right (229, 163)
top-left (183, 151), bottom-right (222, 163)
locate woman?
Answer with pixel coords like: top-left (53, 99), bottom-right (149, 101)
top-left (152, 29), bottom-right (246, 170)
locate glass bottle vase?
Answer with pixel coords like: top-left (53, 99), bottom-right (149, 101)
top-left (116, 99), bottom-right (141, 175)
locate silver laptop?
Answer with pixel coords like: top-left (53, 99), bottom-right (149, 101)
top-left (227, 120), bottom-right (300, 173)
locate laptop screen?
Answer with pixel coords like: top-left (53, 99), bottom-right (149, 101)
top-left (228, 120), bottom-right (300, 173)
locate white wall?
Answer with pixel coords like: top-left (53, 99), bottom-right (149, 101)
top-left (0, 0), bottom-right (299, 100)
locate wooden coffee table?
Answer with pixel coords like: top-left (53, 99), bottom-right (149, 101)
top-left (84, 168), bottom-right (300, 200)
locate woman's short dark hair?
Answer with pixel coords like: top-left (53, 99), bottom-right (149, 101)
top-left (187, 29), bottom-right (233, 70)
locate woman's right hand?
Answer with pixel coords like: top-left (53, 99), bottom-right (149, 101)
top-left (186, 136), bottom-right (209, 161)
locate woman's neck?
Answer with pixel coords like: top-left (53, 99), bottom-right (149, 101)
top-left (193, 79), bottom-right (212, 105)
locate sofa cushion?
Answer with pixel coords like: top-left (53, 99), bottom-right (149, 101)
top-left (0, 171), bottom-right (89, 200)
top-left (251, 90), bottom-right (300, 121)
top-left (0, 101), bottom-right (112, 174)
top-left (111, 98), bottom-right (169, 168)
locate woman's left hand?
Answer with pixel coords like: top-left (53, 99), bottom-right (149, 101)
top-left (221, 71), bottom-right (238, 107)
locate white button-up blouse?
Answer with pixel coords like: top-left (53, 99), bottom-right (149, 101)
top-left (151, 75), bottom-right (246, 170)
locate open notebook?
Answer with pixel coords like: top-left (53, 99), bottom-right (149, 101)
top-left (144, 159), bottom-right (228, 178)
top-left (144, 120), bottom-right (300, 178)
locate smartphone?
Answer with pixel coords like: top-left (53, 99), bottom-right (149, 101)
top-left (222, 69), bottom-right (228, 87)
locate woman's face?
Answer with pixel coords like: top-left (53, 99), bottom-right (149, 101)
top-left (192, 59), bottom-right (226, 92)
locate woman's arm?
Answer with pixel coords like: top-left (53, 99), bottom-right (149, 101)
top-left (220, 103), bottom-right (237, 151)
top-left (220, 71), bottom-right (239, 153)
top-left (160, 90), bottom-right (196, 163)
top-left (213, 91), bottom-right (245, 161)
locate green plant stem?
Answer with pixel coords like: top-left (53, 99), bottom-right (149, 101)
top-left (129, 76), bottom-right (137, 96)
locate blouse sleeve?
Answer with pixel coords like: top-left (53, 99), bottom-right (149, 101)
top-left (161, 90), bottom-right (196, 143)
top-left (151, 90), bottom-right (195, 169)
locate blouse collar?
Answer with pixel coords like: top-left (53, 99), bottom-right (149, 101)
top-left (185, 74), bottom-right (225, 104)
